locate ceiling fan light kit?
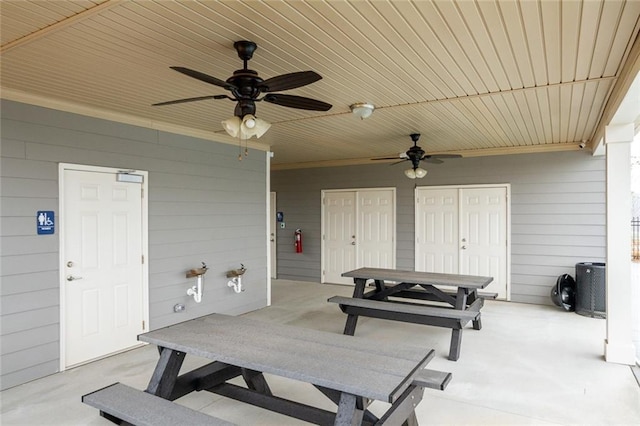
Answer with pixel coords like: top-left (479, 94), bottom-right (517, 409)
top-left (221, 116), bottom-right (242, 137)
top-left (243, 115), bottom-right (271, 138)
top-left (243, 115), bottom-right (257, 129)
top-left (404, 167), bottom-right (427, 179)
top-left (154, 40), bottom-right (331, 140)
top-left (350, 102), bottom-right (375, 119)
top-left (221, 114), bottom-right (271, 139)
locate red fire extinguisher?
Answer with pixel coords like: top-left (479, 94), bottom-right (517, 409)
top-left (294, 229), bottom-right (303, 253)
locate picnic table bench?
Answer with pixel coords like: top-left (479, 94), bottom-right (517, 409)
top-left (83, 313), bottom-right (451, 425)
top-left (330, 267), bottom-right (494, 361)
top-left (83, 382), bottom-right (235, 426)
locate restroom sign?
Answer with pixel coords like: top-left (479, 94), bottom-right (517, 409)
top-left (37, 211), bottom-right (55, 235)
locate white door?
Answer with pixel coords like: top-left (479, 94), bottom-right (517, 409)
top-left (270, 192), bottom-right (277, 279)
top-left (358, 190), bottom-right (394, 269)
top-left (322, 189), bottom-right (395, 285)
top-left (415, 186), bottom-right (508, 299)
top-left (459, 187), bottom-right (507, 298)
top-left (415, 188), bottom-right (459, 273)
top-left (323, 192), bottom-right (356, 284)
top-left (62, 168), bottom-right (145, 367)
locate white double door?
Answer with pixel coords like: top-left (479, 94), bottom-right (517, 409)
top-left (322, 189), bottom-right (395, 285)
top-left (415, 186), bottom-right (508, 299)
top-left (61, 166), bottom-right (147, 368)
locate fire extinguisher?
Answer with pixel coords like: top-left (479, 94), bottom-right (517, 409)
top-left (294, 229), bottom-right (303, 253)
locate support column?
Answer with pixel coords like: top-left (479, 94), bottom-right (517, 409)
top-left (604, 123), bottom-right (636, 364)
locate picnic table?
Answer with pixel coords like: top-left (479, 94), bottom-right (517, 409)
top-left (83, 313), bottom-right (452, 425)
top-left (329, 267), bottom-right (494, 361)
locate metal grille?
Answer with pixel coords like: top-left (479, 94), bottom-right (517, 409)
top-left (575, 263), bottom-right (606, 319)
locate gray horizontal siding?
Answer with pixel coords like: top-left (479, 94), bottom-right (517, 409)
top-left (271, 150), bottom-right (605, 306)
top-left (1, 100), bottom-right (268, 390)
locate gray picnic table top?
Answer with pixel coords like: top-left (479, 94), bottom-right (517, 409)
top-left (138, 313), bottom-right (432, 403)
top-left (342, 267), bottom-right (493, 289)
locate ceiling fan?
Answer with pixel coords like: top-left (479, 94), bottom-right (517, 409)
top-left (153, 40), bottom-right (332, 138)
top-left (373, 133), bottom-right (462, 178)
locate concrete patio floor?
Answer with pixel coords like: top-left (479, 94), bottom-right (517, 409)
top-left (1, 279), bottom-right (639, 425)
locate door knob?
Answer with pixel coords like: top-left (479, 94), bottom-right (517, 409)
top-left (351, 242), bottom-right (356, 245)
top-left (67, 275), bottom-right (83, 281)
top-left (461, 245), bottom-right (467, 250)
top-left (66, 261), bottom-right (74, 267)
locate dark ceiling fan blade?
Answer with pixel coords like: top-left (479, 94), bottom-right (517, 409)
top-left (170, 66), bottom-right (236, 90)
top-left (152, 95), bottom-right (227, 106)
top-left (264, 94), bottom-right (332, 111)
top-left (422, 157), bottom-right (444, 164)
top-left (372, 156), bottom-right (403, 161)
top-left (430, 154), bottom-right (463, 159)
top-left (260, 71), bottom-right (322, 92)
top-left (390, 159), bottom-right (409, 165)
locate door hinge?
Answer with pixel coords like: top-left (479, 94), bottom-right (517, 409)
top-left (142, 255), bottom-right (145, 264)
top-left (141, 188), bottom-right (144, 198)
top-left (142, 320), bottom-right (145, 330)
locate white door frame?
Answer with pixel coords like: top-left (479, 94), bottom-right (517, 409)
top-left (58, 163), bottom-right (149, 371)
top-left (321, 187), bottom-right (396, 284)
top-left (415, 183), bottom-right (511, 300)
top-left (269, 191), bottom-right (277, 281)
top-left (266, 153), bottom-right (273, 305)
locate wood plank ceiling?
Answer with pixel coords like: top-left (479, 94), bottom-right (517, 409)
top-left (2, 0), bottom-right (639, 168)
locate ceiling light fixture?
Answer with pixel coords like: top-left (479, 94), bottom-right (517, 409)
top-left (350, 102), bottom-right (375, 119)
top-left (404, 167), bottom-right (427, 179)
top-left (221, 114), bottom-right (271, 139)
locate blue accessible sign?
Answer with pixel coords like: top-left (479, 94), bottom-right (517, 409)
top-left (37, 211), bottom-right (55, 235)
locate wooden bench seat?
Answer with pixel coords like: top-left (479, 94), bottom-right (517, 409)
top-left (412, 369), bottom-right (453, 391)
top-left (328, 296), bottom-right (480, 361)
top-left (82, 382), bottom-right (235, 426)
top-left (328, 296), bottom-right (479, 327)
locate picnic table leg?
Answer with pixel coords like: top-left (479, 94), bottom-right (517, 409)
top-left (145, 347), bottom-right (185, 399)
top-left (343, 314), bottom-right (359, 336)
top-left (344, 278), bottom-right (368, 336)
top-left (455, 288), bottom-right (481, 330)
top-left (472, 316), bottom-right (482, 330)
top-left (454, 287), bottom-right (468, 311)
top-left (446, 288), bottom-right (469, 361)
top-left (376, 384), bottom-right (424, 425)
top-left (448, 329), bottom-right (462, 361)
top-left (334, 392), bottom-right (364, 426)
top-left (241, 368), bottom-right (273, 396)
top-left (467, 290), bottom-right (482, 330)
top-left (351, 278), bottom-right (367, 298)
top-left (402, 411), bottom-right (419, 426)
